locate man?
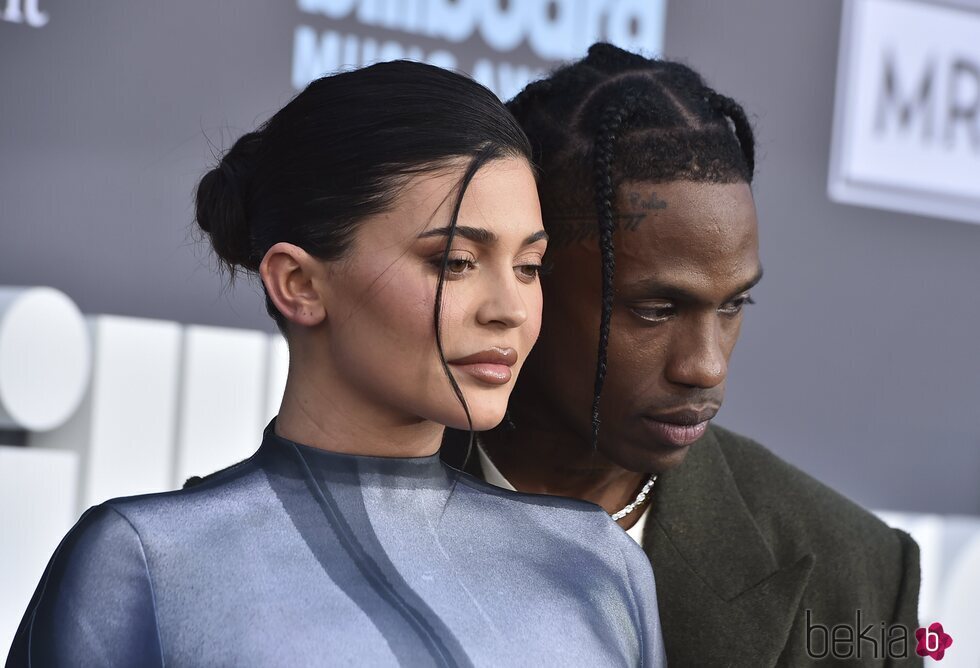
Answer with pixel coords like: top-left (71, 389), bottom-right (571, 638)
top-left (443, 44), bottom-right (921, 666)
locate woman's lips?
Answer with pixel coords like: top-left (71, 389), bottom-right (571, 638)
top-left (447, 347), bottom-right (516, 386)
top-left (449, 363), bottom-right (513, 385)
top-left (641, 417), bottom-right (710, 447)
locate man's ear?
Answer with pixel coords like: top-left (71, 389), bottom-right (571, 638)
top-left (259, 242), bottom-right (327, 327)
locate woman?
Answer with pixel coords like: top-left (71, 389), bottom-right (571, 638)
top-left (7, 61), bottom-right (666, 667)
top-left (444, 43), bottom-right (921, 665)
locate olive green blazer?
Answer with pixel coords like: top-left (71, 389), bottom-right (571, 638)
top-left (443, 425), bottom-right (922, 667)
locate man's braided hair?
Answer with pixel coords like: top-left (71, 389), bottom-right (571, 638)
top-left (507, 43), bottom-right (755, 450)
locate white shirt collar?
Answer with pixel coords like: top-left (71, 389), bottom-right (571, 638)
top-left (475, 442), bottom-right (648, 546)
top-left (477, 443), bottom-right (516, 491)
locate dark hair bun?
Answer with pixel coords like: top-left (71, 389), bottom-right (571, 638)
top-left (195, 131), bottom-right (263, 272)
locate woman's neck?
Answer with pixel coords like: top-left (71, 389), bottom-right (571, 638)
top-left (275, 371), bottom-right (445, 458)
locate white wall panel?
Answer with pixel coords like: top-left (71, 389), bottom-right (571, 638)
top-left (0, 286), bottom-right (91, 431)
top-left (29, 315), bottom-right (182, 508)
top-left (877, 511), bottom-right (980, 665)
top-left (0, 447), bottom-right (78, 654)
top-left (174, 325), bottom-right (268, 486)
top-left (265, 334), bottom-right (289, 424)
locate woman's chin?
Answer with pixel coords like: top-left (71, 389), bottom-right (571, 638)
top-left (437, 405), bottom-right (508, 433)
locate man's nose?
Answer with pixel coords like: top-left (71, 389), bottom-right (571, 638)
top-left (664, 316), bottom-right (727, 389)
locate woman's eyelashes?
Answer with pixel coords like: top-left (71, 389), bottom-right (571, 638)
top-left (429, 251), bottom-right (477, 279)
top-left (514, 255), bottom-right (549, 283)
top-left (428, 250), bottom-right (547, 283)
top-left (535, 258), bottom-right (555, 278)
top-left (629, 294), bottom-right (755, 323)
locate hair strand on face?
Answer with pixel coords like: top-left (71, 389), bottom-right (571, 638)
top-left (433, 146), bottom-right (505, 459)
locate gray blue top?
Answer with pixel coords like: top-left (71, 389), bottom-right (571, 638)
top-left (7, 423), bottom-right (666, 667)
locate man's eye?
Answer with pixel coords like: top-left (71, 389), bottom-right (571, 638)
top-left (629, 305), bottom-right (675, 323)
top-left (719, 295), bottom-right (755, 316)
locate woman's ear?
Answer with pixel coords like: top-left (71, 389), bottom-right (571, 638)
top-left (259, 242), bottom-right (327, 327)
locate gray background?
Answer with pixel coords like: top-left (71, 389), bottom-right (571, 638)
top-left (1, 0), bottom-right (978, 514)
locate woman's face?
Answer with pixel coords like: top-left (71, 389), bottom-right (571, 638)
top-left (321, 156), bottom-right (546, 431)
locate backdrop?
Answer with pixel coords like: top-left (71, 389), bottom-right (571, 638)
top-left (1, 0), bottom-right (978, 517)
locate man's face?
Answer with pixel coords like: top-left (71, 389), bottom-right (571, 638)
top-left (522, 179), bottom-right (761, 473)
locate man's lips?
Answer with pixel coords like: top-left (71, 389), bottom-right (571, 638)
top-left (641, 407), bottom-right (718, 447)
top-left (447, 347), bottom-right (517, 386)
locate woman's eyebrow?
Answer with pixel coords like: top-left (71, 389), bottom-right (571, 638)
top-left (524, 230), bottom-right (549, 245)
top-left (417, 225), bottom-right (496, 244)
top-left (418, 226), bottom-right (549, 247)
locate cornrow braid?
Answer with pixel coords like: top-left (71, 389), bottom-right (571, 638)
top-left (707, 91), bottom-right (756, 178)
top-left (590, 94), bottom-right (640, 451)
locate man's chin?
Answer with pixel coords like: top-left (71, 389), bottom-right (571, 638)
top-left (604, 437), bottom-right (699, 474)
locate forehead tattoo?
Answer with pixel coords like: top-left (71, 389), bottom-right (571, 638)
top-left (546, 191), bottom-right (668, 250)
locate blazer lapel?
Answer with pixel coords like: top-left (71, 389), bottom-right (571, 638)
top-left (644, 428), bottom-right (814, 666)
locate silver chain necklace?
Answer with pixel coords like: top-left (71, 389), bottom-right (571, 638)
top-left (610, 474), bottom-right (658, 521)
top-left (476, 436), bottom-right (656, 521)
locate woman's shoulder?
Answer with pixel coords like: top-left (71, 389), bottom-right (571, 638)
top-left (7, 454), bottom-right (278, 663)
top-left (105, 452), bottom-right (265, 519)
top-left (7, 503), bottom-right (165, 665)
top-left (61, 453), bottom-right (284, 557)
